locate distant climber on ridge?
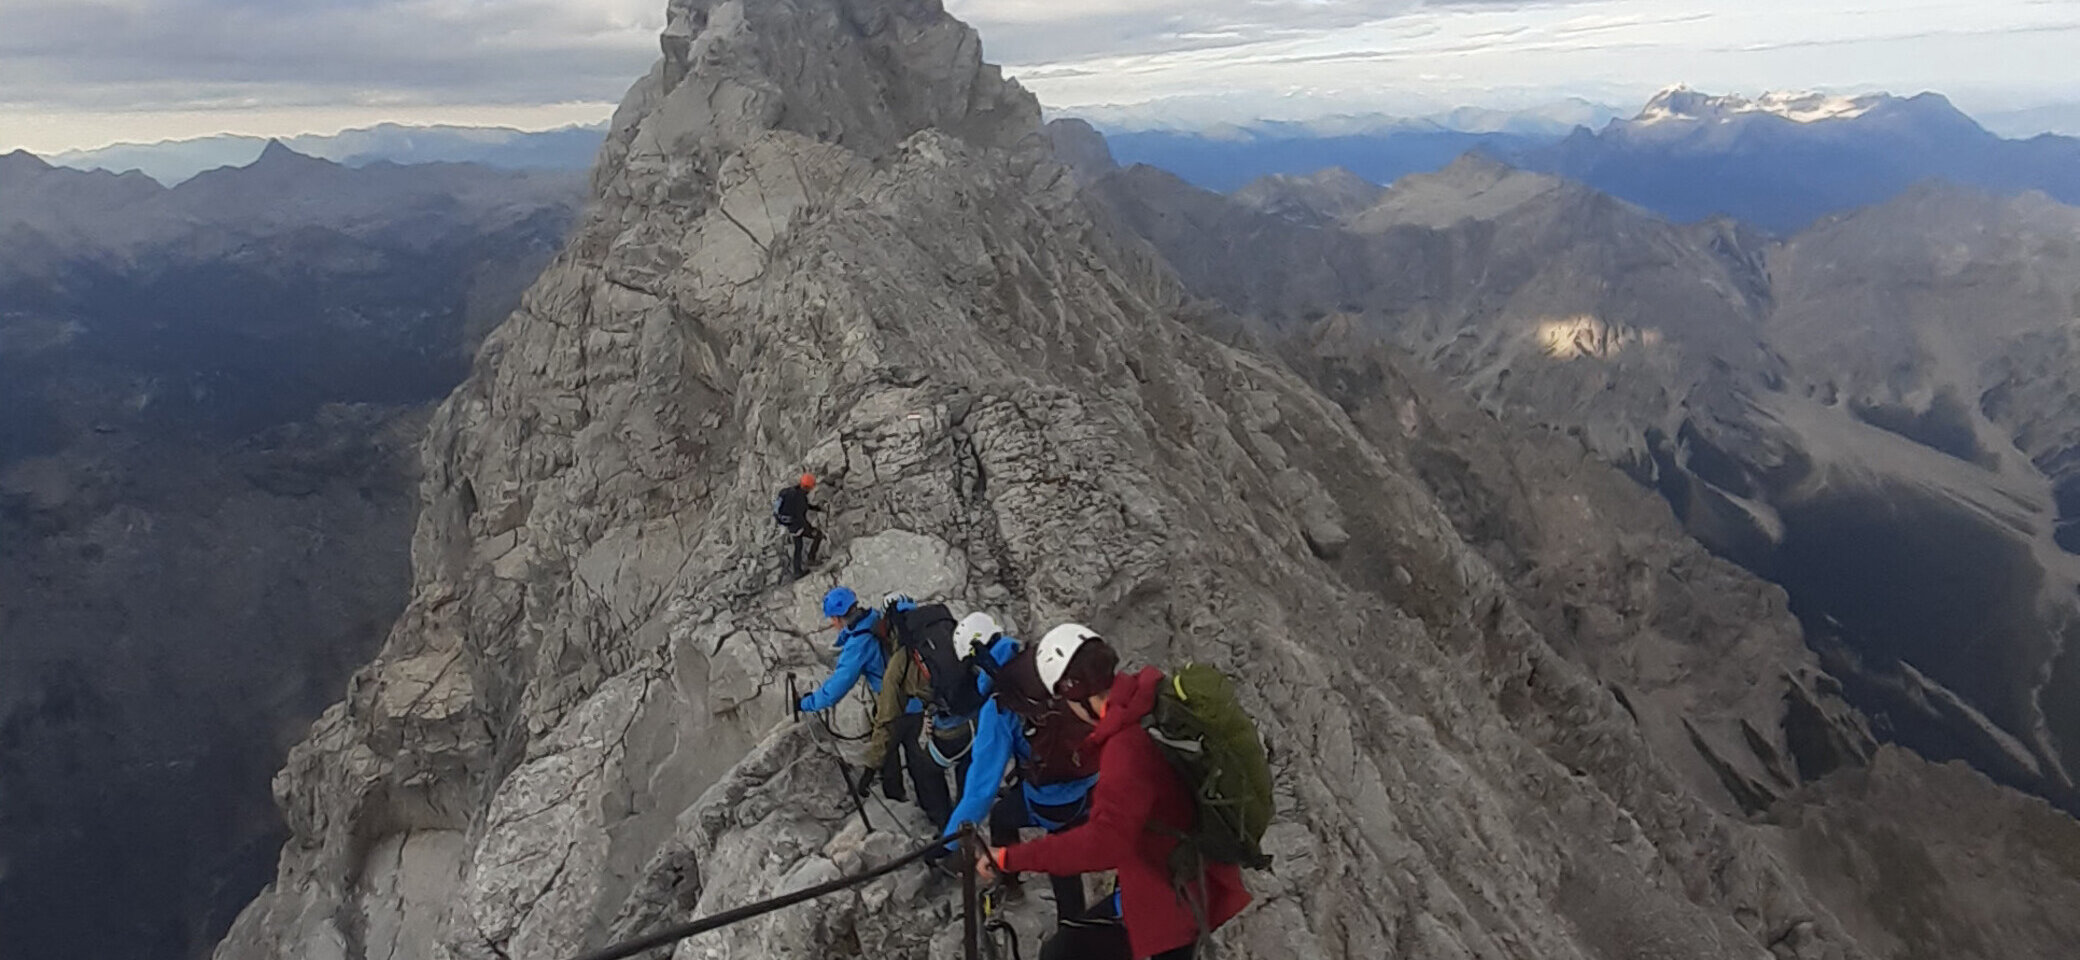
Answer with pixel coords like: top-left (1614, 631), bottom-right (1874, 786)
top-left (942, 626), bottom-right (1103, 933)
top-left (977, 626), bottom-right (1256, 960)
top-left (773, 473), bottom-right (825, 577)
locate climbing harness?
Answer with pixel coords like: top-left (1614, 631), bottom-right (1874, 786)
top-left (928, 715), bottom-right (977, 767)
top-left (562, 827), bottom-right (985, 960)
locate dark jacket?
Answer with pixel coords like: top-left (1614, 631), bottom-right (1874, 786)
top-left (774, 484), bottom-right (818, 528)
top-left (999, 667), bottom-right (1250, 958)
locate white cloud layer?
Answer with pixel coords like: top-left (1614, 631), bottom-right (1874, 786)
top-left (1, 0), bottom-right (2076, 151)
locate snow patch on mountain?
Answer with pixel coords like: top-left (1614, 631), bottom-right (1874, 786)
top-left (1635, 86), bottom-right (1887, 125)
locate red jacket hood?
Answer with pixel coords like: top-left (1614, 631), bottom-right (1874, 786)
top-left (1088, 666), bottom-right (1162, 747)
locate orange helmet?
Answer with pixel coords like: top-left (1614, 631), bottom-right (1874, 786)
top-left (799, 473), bottom-right (817, 490)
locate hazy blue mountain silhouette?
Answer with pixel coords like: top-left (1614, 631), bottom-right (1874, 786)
top-left (1104, 127), bottom-right (1547, 192)
top-left (1513, 90), bottom-right (2080, 233)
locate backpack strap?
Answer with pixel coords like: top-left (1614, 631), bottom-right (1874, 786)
top-left (1166, 842), bottom-right (1218, 959)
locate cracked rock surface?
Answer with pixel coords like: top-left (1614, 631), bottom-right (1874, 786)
top-left (217, 3), bottom-right (2080, 960)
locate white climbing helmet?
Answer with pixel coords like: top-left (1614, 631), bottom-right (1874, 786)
top-left (956, 612), bottom-right (1002, 656)
top-left (1035, 622), bottom-right (1101, 696)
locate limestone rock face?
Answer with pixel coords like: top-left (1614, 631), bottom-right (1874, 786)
top-left (218, 3), bottom-right (2080, 960)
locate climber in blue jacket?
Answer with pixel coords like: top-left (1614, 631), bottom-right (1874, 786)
top-left (798, 586), bottom-right (887, 713)
top-left (942, 634), bottom-right (1102, 929)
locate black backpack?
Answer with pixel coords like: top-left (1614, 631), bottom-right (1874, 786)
top-left (773, 485), bottom-right (805, 526)
top-left (886, 602), bottom-right (988, 717)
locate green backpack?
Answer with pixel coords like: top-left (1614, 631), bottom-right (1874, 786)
top-left (1142, 663), bottom-right (1275, 872)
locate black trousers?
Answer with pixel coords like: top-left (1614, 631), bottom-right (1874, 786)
top-left (1039, 928), bottom-right (1195, 960)
top-left (989, 786), bottom-right (1092, 924)
top-left (881, 712), bottom-right (954, 827)
top-left (1038, 897), bottom-right (1196, 960)
top-left (787, 521), bottom-right (824, 574)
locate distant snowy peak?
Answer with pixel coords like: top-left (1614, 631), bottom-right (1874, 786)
top-left (1633, 86), bottom-right (1890, 125)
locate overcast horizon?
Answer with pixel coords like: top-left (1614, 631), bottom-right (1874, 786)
top-left (4, 0), bottom-right (2078, 154)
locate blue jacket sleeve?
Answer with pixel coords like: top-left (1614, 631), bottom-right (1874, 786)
top-left (944, 700), bottom-right (1016, 839)
top-left (975, 636), bottom-right (1020, 699)
top-left (800, 632), bottom-right (874, 713)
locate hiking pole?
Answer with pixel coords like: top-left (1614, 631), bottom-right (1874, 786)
top-left (837, 754), bottom-right (873, 834)
top-left (562, 828), bottom-right (973, 960)
top-left (961, 831), bottom-right (981, 960)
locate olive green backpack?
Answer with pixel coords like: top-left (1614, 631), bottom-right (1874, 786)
top-left (1142, 663), bottom-right (1275, 872)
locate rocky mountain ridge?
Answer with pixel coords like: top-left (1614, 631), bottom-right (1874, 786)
top-left (216, 3), bottom-right (2080, 960)
top-left (1084, 151), bottom-right (2080, 821)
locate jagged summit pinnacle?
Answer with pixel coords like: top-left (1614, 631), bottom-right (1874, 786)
top-left (242, 138), bottom-right (338, 172)
top-left (598, 0), bottom-right (1041, 202)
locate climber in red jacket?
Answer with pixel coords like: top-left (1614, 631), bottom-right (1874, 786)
top-left (976, 625), bottom-right (1250, 960)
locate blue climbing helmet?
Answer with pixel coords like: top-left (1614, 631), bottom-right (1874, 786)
top-left (822, 586), bottom-right (859, 619)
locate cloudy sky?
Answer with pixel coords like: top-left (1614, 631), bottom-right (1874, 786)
top-left (3, 0), bottom-right (2077, 152)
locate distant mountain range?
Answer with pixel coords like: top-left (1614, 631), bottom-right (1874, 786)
top-left (1980, 102), bottom-right (2080, 140)
top-left (1081, 100), bottom-right (1622, 192)
top-left (48, 121), bottom-right (608, 185)
top-left (47, 104), bottom-right (1621, 191)
top-left (1515, 87), bottom-right (2080, 232)
top-left (1100, 126), bottom-right (1547, 195)
top-left (47, 89), bottom-right (2080, 227)
top-left (0, 141), bottom-right (581, 960)
top-left (1067, 97), bottom-right (1625, 138)
top-left (1072, 87), bottom-right (2080, 234)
